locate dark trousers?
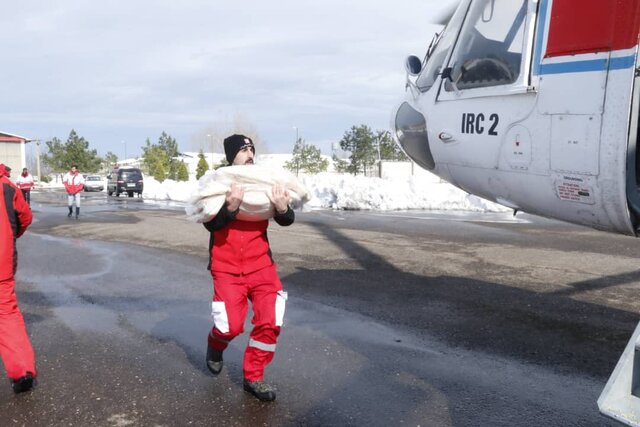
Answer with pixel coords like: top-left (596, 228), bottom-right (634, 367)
top-left (20, 190), bottom-right (30, 205)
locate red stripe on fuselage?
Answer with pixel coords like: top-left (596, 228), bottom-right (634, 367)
top-left (545, 0), bottom-right (640, 58)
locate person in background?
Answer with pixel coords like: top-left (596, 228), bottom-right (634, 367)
top-left (203, 134), bottom-right (294, 402)
top-left (62, 164), bottom-right (84, 219)
top-left (0, 164), bottom-right (36, 393)
top-left (16, 168), bottom-right (34, 206)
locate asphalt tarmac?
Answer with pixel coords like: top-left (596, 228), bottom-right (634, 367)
top-left (1, 189), bottom-right (638, 426)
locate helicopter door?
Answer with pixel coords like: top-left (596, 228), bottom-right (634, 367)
top-left (430, 0), bottom-right (536, 173)
top-left (626, 53), bottom-right (640, 225)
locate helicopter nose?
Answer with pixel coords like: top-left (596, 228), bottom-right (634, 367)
top-left (392, 102), bottom-right (435, 170)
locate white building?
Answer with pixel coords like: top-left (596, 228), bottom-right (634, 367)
top-left (0, 131), bottom-right (32, 174)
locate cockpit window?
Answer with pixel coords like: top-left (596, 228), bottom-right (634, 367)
top-left (445, 0), bottom-right (527, 91)
top-left (416, 2), bottom-right (471, 92)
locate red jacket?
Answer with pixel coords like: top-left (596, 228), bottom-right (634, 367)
top-left (63, 170), bottom-right (84, 194)
top-left (16, 173), bottom-right (34, 190)
top-left (212, 219), bottom-right (273, 275)
top-left (204, 204), bottom-right (295, 275)
top-left (0, 176), bottom-right (32, 281)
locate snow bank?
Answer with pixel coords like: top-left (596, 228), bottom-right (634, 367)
top-left (142, 171), bottom-right (506, 213)
top-left (31, 159), bottom-right (508, 213)
top-left (300, 173), bottom-right (507, 212)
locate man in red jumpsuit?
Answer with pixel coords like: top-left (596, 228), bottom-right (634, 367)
top-left (0, 164), bottom-right (36, 393)
top-left (204, 134), bottom-right (294, 402)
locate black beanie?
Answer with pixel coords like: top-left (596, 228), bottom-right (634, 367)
top-left (224, 134), bottom-right (255, 164)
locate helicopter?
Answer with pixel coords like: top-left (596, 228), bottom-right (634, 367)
top-left (392, 0), bottom-right (640, 424)
top-left (393, 0), bottom-right (640, 237)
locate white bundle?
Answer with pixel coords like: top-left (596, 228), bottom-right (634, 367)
top-left (185, 165), bottom-right (310, 223)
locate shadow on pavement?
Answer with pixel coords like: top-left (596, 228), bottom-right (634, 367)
top-left (283, 222), bottom-right (639, 380)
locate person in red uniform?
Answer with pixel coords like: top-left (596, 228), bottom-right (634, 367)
top-left (0, 164), bottom-right (36, 393)
top-left (16, 168), bottom-right (35, 206)
top-left (63, 164), bottom-right (84, 219)
top-left (204, 134), bottom-right (294, 402)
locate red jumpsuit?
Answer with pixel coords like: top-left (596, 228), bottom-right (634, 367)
top-left (0, 170), bottom-right (36, 381)
top-left (204, 204), bottom-right (294, 381)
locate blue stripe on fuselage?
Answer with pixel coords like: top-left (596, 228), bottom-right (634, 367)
top-left (532, 0), bottom-right (636, 76)
top-left (538, 55), bottom-right (636, 75)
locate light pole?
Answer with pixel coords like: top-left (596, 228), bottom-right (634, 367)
top-left (292, 126), bottom-right (301, 176)
top-left (122, 140), bottom-right (127, 164)
top-left (376, 135), bottom-right (382, 177)
top-left (35, 140), bottom-right (41, 181)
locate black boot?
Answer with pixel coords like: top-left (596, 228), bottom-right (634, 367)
top-left (206, 346), bottom-right (223, 375)
top-left (67, 206), bottom-right (73, 217)
top-left (75, 207), bottom-right (80, 219)
top-left (243, 379), bottom-right (276, 401)
top-left (11, 373), bottom-right (34, 394)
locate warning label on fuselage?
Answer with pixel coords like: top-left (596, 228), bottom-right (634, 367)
top-left (555, 175), bottom-right (595, 204)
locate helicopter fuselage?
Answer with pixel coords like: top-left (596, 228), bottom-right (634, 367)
top-left (394, 0), bottom-right (640, 235)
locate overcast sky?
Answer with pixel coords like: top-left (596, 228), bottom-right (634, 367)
top-left (1, 1), bottom-right (450, 158)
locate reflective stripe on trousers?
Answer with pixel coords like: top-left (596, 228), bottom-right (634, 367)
top-left (248, 338), bottom-right (276, 352)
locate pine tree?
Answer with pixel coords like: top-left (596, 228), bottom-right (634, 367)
top-left (332, 154), bottom-right (349, 173)
top-left (284, 138), bottom-right (328, 175)
top-left (196, 150), bottom-right (209, 179)
top-left (377, 130), bottom-right (408, 161)
top-left (338, 125), bottom-right (377, 175)
top-left (142, 132), bottom-right (180, 180)
top-left (104, 151), bottom-right (119, 168)
top-left (177, 161), bottom-right (189, 181)
top-left (152, 161), bottom-right (166, 183)
top-left (42, 129), bottom-right (103, 173)
top-left (168, 161), bottom-right (179, 181)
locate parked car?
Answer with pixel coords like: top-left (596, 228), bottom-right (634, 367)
top-left (107, 167), bottom-right (144, 197)
top-left (84, 175), bottom-right (104, 192)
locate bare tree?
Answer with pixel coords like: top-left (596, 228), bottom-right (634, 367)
top-left (189, 112), bottom-right (269, 155)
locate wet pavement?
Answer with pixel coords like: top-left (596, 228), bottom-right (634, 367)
top-left (1, 189), bottom-right (636, 426)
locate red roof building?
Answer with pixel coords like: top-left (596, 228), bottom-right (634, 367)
top-left (0, 132), bottom-right (32, 177)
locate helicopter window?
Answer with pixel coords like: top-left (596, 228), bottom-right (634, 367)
top-left (445, 0), bottom-right (527, 92)
top-left (416, 1), bottom-right (470, 92)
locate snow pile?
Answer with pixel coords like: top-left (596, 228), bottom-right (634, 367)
top-left (36, 179), bottom-right (65, 189)
top-left (143, 178), bottom-right (193, 202)
top-left (29, 157), bottom-right (508, 213)
top-left (142, 171), bottom-right (506, 213)
top-left (300, 173), bottom-right (507, 212)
